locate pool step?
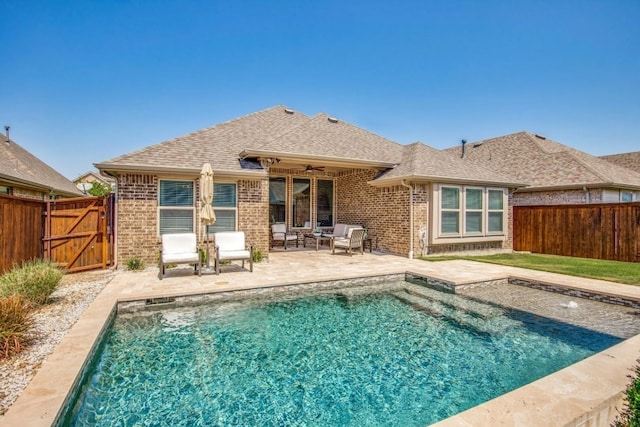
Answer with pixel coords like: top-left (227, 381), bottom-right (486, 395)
top-left (392, 290), bottom-right (517, 335)
top-left (403, 285), bottom-right (504, 319)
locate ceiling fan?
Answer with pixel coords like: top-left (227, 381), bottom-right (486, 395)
top-left (302, 165), bottom-right (325, 173)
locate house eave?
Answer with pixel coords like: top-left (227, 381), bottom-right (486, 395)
top-left (368, 174), bottom-right (525, 188)
top-left (239, 149), bottom-right (397, 170)
top-left (0, 173), bottom-right (83, 198)
top-left (94, 163), bottom-right (267, 180)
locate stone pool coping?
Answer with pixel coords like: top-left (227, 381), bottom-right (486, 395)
top-left (1, 252), bottom-right (639, 427)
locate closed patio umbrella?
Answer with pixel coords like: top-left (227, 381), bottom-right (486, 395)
top-left (200, 163), bottom-right (216, 272)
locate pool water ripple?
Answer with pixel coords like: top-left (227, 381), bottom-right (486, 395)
top-left (63, 280), bottom-right (630, 426)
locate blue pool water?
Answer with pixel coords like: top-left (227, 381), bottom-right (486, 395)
top-left (62, 279), bottom-right (630, 426)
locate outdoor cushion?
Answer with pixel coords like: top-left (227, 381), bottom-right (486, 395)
top-left (332, 228), bottom-right (365, 256)
top-left (159, 233), bottom-right (201, 280)
top-left (214, 231), bottom-right (253, 274)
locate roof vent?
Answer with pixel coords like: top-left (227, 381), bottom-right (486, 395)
top-left (327, 117), bottom-right (338, 123)
top-left (534, 134), bottom-right (546, 140)
top-left (284, 108), bottom-right (294, 114)
top-left (4, 125), bottom-right (9, 143)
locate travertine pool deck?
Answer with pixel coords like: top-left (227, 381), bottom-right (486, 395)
top-left (2, 251), bottom-right (640, 426)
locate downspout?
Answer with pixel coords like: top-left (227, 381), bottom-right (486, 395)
top-left (401, 180), bottom-right (414, 259)
top-left (583, 186), bottom-right (591, 203)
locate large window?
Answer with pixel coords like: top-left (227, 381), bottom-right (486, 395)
top-left (292, 178), bottom-right (310, 228)
top-left (437, 185), bottom-right (506, 240)
top-left (159, 180), bottom-right (194, 235)
top-left (269, 178), bottom-right (286, 224)
top-left (316, 180), bottom-right (334, 227)
top-left (207, 183), bottom-right (237, 234)
top-left (269, 177), bottom-right (334, 228)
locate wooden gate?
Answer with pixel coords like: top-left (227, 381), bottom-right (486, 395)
top-left (43, 195), bottom-right (114, 272)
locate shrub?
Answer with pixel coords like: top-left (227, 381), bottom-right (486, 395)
top-left (126, 257), bottom-right (145, 271)
top-left (252, 248), bottom-right (264, 263)
top-left (0, 295), bottom-right (33, 358)
top-left (0, 260), bottom-right (63, 305)
top-left (613, 360), bottom-right (640, 427)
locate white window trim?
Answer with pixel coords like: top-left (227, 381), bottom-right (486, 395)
top-left (432, 184), bottom-right (507, 244)
top-left (157, 179), bottom-right (196, 236)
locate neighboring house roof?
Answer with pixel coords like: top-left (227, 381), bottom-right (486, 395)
top-left (95, 105), bottom-right (522, 188)
top-left (372, 142), bottom-right (522, 187)
top-left (599, 151), bottom-right (640, 175)
top-left (443, 132), bottom-right (640, 191)
top-left (74, 171), bottom-right (116, 185)
top-left (0, 132), bottom-right (84, 197)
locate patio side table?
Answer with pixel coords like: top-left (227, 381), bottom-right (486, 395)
top-left (362, 237), bottom-right (377, 253)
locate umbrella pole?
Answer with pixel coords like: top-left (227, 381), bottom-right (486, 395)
top-left (206, 231), bottom-right (211, 269)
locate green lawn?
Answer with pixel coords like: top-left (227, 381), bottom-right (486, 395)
top-left (421, 253), bottom-right (640, 285)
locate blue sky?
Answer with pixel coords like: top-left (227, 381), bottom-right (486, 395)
top-left (1, 0), bottom-right (639, 180)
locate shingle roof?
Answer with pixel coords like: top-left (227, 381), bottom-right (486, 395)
top-left (95, 105), bottom-right (522, 188)
top-left (0, 133), bottom-right (83, 197)
top-left (443, 132), bottom-right (640, 190)
top-left (374, 142), bottom-right (522, 186)
top-left (252, 113), bottom-right (405, 164)
top-left (96, 105), bottom-right (310, 174)
top-left (600, 151), bottom-right (640, 175)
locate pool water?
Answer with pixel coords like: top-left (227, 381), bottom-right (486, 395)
top-left (62, 280), bottom-right (633, 426)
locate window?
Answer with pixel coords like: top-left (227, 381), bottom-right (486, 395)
top-left (436, 185), bottom-right (506, 241)
top-left (269, 178), bottom-right (286, 224)
top-left (207, 183), bottom-right (237, 233)
top-left (0, 185), bottom-right (12, 195)
top-left (159, 180), bottom-right (194, 234)
top-left (316, 180), bottom-right (334, 227)
top-left (621, 191), bottom-right (633, 203)
top-left (465, 188), bottom-right (483, 233)
top-left (487, 190), bottom-right (504, 233)
top-left (441, 187), bottom-right (460, 234)
top-left (292, 178), bottom-right (310, 228)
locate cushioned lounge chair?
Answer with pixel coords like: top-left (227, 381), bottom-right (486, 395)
top-left (271, 223), bottom-right (298, 250)
top-left (332, 228), bottom-right (365, 256)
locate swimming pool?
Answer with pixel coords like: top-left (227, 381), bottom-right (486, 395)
top-left (59, 275), bottom-right (640, 426)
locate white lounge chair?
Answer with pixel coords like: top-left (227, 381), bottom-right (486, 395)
top-left (271, 223), bottom-right (298, 250)
top-left (214, 231), bottom-right (253, 274)
top-left (159, 233), bottom-right (201, 280)
top-left (332, 228), bottom-right (365, 256)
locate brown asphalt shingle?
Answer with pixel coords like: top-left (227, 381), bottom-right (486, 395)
top-left (443, 132), bottom-right (640, 190)
top-left (600, 151), bottom-right (640, 176)
top-left (376, 142), bottom-right (521, 186)
top-left (0, 133), bottom-right (83, 197)
top-left (96, 106), bottom-right (310, 173)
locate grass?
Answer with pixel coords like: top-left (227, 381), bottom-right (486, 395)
top-left (421, 253), bottom-right (640, 285)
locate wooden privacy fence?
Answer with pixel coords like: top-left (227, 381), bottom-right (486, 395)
top-left (0, 195), bottom-right (45, 274)
top-left (0, 194), bottom-right (114, 274)
top-left (513, 202), bottom-right (640, 263)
